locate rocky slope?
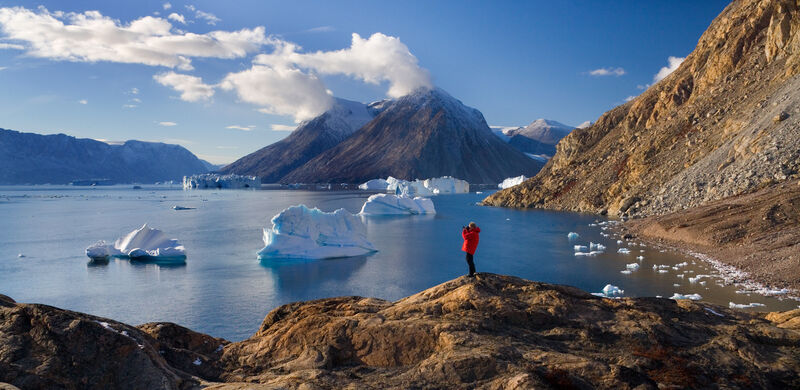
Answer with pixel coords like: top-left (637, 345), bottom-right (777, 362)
top-left (485, 0), bottom-right (800, 217)
top-left (495, 119), bottom-right (574, 157)
top-left (3, 274), bottom-right (800, 389)
top-left (0, 129), bottom-right (210, 184)
top-left (220, 98), bottom-right (382, 183)
top-left (283, 88), bottom-right (543, 184)
top-left (624, 179), bottom-right (800, 290)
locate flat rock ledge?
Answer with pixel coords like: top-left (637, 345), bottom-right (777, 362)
top-left (1, 274), bottom-right (800, 389)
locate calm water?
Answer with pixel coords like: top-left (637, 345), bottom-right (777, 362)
top-left (1, 185), bottom-right (797, 340)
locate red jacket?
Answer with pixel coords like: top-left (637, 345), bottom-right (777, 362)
top-left (461, 227), bottom-right (480, 254)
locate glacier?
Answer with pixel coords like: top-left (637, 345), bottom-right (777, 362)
top-left (258, 205), bottom-right (377, 260)
top-left (497, 175), bottom-right (528, 189)
top-left (359, 194), bottom-right (436, 215)
top-left (85, 224), bottom-right (186, 262)
top-left (183, 173), bottom-right (260, 189)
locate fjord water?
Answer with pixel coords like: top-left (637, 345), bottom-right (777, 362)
top-left (1, 186), bottom-right (796, 341)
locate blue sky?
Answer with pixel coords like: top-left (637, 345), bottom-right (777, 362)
top-left (0, 1), bottom-right (730, 164)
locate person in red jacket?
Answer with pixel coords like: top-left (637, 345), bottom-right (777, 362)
top-left (461, 222), bottom-right (480, 277)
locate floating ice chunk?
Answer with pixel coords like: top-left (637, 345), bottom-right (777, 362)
top-left (689, 275), bottom-right (710, 283)
top-left (423, 176), bottom-right (470, 194)
top-left (636, 256), bottom-right (644, 261)
top-left (589, 242), bottom-right (606, 251)
top-left (677, 274), bottom-right (685, 278)
top-left (172, 205), bottom-right (195, 210)
top-left (358, 178), bottom-right (389, 190)
top-left (183, 173), bottom-right (259, 189)
top-left (658, 270), bottom-right (669, 273)
top-left (258, 205), bottom-right (377, 260)
top-left (626, 263), bottom-right (639, 270)
top-left (620, 270), bottom-right (632, 274)
top-left (699, 281), bottom-right (707, 286)
top-left (17, 253), bottom-right (25, 258)
top-left (359, 194), bottom-right (435, 215)
top-left (589, 250), bottom-right (604, 256)
top-left (498, 175), bottom-right (528, 189)
top-left (705, 308), bottom-right (724, 317)
top-left (601, 284), bottom-right (624, 296)
top-left (86, 225), bottom-right (186, 262)
top-left (574, 252), bottom-right (592, 256)
top-left (616, 240), bottom-right (623, 244)
top-left (574, 245), bottom-right (589, 252)
top-left (729, 302), bottom-right (766, 309)
top-left (673, 284), bottom-right (681, 287)
top-left (764, 288), bottom-right (790, 295)
top-left (670, 293), bottom-right (702, 300)
top-left (617, 248), bottom-right (631, 254)
top-left (567, 232), bottom-right (580, 240)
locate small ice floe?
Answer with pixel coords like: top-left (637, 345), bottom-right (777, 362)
top-left (636, 255), bottom-right (644, 261)
top-left (259, 205), bottom-right (377, 260)
top-left (601, 284), bottom-right (624, 296)
top-left (17, 253), bottom-right (25, 258)
top-left (764, 288), bottom-right (790, 295)
top-left (601, 232), bottom-right (610, 237)
top-left (359, 193), bottom-right (435, 215)
top-left (617, 248), bottom-right (631, 254)
top-left (567, 232), bottom-right (580, 240)
top-left (589, 223), bottom-right (598, 227)
top-left (653, 264), bottom-right (670, 270)
top-left (574, 245), bottom-right (589, 252)
top-left (673, 284), bottom-right (681, 287)
top-left (689, 275), bottom-right (711, 283)
top-left (172, 205), bottom-right (195, 210)
top-left (626, 263), bottom-right (640, 270)
top-left (640, 249), bottom-right (645, 253)
top-left (658, 270), bottom-right (669, 274)
top-left (729, 302), bottom-right (766, 309)
top-left (670, 293), bottom-right (702, 300)
top-left (705, 308), bottom-right (725, 317)
top-left (85, 224), bottom-right (186, 263)
top-left (589, 242), bottom-right (606, 251)
top-left (699, 281), bottom-right (707, 286)
top-left (193, 358), bottom-right (202, 366)
top-left (620, 270), bottom-right (632, 274)
top-left (616, 240), bottom-right (624, 245)
top-left (476, 191), bottom-right (483, 194)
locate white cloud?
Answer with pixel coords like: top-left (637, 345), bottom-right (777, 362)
top-left (624, 95), bottom-right (637, 102)
top-left (225, 125), bottom-right (255, 131)
top-left (154, 71), bottom-right (215, 102)
top-left (220, 65), bottom-right (333, 122)
top-left (167, 13), bottom-right (185, 24)
top-left (130, 87), bottom-right (139, 95)
top-left (0, 6), bottom-right (269, 70)
top-left (0, 42), bottom-right (24, 49)
top-left (122, 104), bottom-right (138, 108)
top-left (588, 67), bottom-right (625, 77)
top-left (78, 99), bottom-right (87, 104)
top-left (195, 10), bottom-right (220, 25)
top-left (158, 121), bottom-right (177, 126)
top-left (0, 66), bottom-right (6, 71)
top-left (130, 97), bottom-right (142, 103)
top-left (304, 26), bottom-right (335, 33)
top-left (271, 124), bottom-right (296, 131)
top-left (163, 3), bottom-right (172, 10)
top-left (254, 32), bottom-right (431, 98)
top-left (653, 56), bottom-right (685, 84)
top-left (185, 5), bottom-right (196, 12)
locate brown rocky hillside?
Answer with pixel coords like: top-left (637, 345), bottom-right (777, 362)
top-left (485, 0), bottom-right (800, 217)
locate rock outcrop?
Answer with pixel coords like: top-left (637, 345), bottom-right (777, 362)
top-left (3, 275), bottom-right (800, 389)
top-left (485, 0), bottom-right (800, 217)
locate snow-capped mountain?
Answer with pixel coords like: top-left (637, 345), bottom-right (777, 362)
top-left (0, 128), bottom-right (210, 184)
top-left (494, 119), bottom-right (574, 157)
top-left (282, 88), bottom-right (543, 184)
top-left (221, 97), bottom-right (382, 182)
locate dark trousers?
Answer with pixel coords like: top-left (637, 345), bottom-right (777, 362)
top-left (465, 253), bottom-right (476, 276)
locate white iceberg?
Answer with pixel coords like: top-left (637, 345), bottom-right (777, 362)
top-left (589, 242), bottom-right (606, 251)
top-left (567, 232), bottom-right (580, 240)
top-left (258, 205), bottom-right (377, 260)
top-left (728, 302), bottom-right (766, 309)
top-left (620, 270), bottom-right (632, 274)
top-left (670, 293), bottom-right (702, 300)
top-left (574, 245), bottom-right (589, 252)
top-left (358, 178), bottom-right (389, 190)
top-left (497, 175), bottom-right (528, 189)
top-left (626, 263), bottom-right (640, 270)
top-left (359, 194), bottom-right (436, 215)
top-left (617, 248), bottom-right (631, 254)
top-left (183, 173), bottom-right (259, 189)
top-left (601, 284), bottom-right (624, 296)
top-left (85, 224), bottom-right (186, 261)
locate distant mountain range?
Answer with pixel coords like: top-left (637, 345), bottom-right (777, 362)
top-left (223, 88), bottom-right (542, 184)
top-left (492, 119), bottom-right (574, 157)
top-left (0, 128), bottom-right (211, 184)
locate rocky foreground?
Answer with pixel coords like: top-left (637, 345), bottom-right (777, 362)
top-left (2, 274), bottom-right (800, 389)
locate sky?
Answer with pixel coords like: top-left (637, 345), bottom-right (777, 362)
top-left (0, 0), bottom-right (731, 164)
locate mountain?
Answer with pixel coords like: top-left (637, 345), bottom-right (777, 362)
top-left (220, 98), bottom-right (383, 183)
top-left (282, 88), bottom-right (543, 184)
top-left (494, 119), bottom-right (574, 157)
top-left (0, 128), bottom-right (210, 184)
top-left (486, 0), bottom-right (800, 217)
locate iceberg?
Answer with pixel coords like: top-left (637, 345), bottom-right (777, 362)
top-left (183, 173), bottom-right (259, 189)
top-left (670, 293), bottom-right (702, 301)
top-left (359, 194), bottom-right (436, 215)
top-left (589, 242), bottom-right (606, 251)
top-left (358, 178), bottom-right (389, 190)
top-left (728, 302), bottom-right (766, 309)
top-left (625, 263), bottom-right (640, 270)
top-left (85, 224), bottom-right (186, 262)
top-left (601, 284), bottom-right (624, 296)
top-left (497, 175), bottom-right (528, 189)
top-left (617, 248), bottom-right (631, 254)
top-left (258, 205), bottom-right (377, 260)
top-left (567, 232), bottom-right (580, 240)
top-left (574, 245), bottom-right (589, 252)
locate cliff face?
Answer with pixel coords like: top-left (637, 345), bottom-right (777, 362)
top-left (3, 275), bottom-right (800, 389)
top-left (485, 0), bottom-right (800, 216)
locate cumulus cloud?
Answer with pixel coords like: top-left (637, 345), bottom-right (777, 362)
top-left (254, 33), bottom-right (431, 98)
top-left (167, 13), bottom-right (185, 24)
top-left (78, 99), bottom-right (87, 104)
top-left (0, 42), bottom-right (23, 49)
top-left (130, 87), bottom-right (139, 94)
top-left (220, 65), bottom-right (334, 122)
top-left (225, 125), bottom-right (255, 131)
top-left (154, 71), bottom-right (215, 102)
top-left (304, 26), bottom-right (335, 33)
top-left (158, 121), bottom-right (177, 126)
top-left (271, 124), bottom-right (296, 131)
top-left (163, 3), bottom-right (172, 10)
top-left (123, 104), bottom-right (138, 108)
top-left (588, 67), bottom-right (625, 77)
top-left (653, 56), bottom-right (685, 83)
top-left (0, 6), bottom-right (269, 70)
top-left (195, 10), bottom-right (220, 25)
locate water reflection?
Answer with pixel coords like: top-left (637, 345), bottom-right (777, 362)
top-left (261, 255), bottom-right (368, 294)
